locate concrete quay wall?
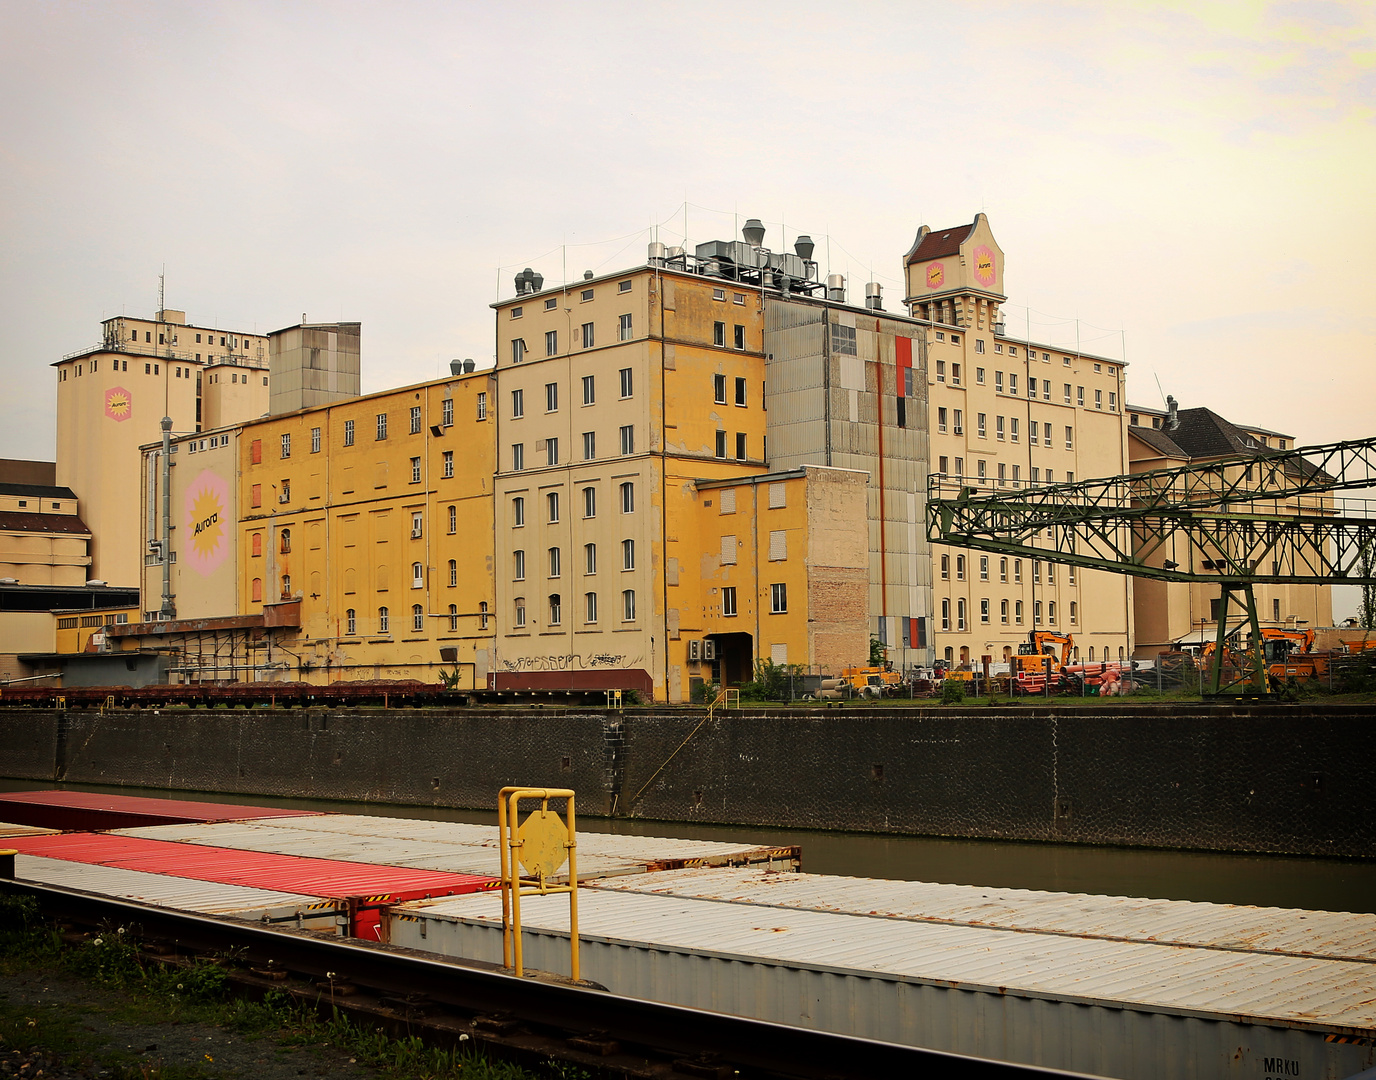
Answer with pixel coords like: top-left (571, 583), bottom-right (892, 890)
top-left (3, 705), bottom-right (1371, 857)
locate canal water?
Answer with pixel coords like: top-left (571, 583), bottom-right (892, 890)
top-left (4, 777), bottom-right (1372, 913)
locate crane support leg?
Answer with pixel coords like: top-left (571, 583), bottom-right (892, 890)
top-left (1208, 584), bottom-right (1268, 697)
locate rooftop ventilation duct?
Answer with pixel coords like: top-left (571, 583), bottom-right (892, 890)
top-left (742, 218), bottom-right (765, 247)
top-left (449, 359), bottom-right (464, 375)
top-left (865, 282), bottom-right (883, 311)
top-left (529, 269), bottom-right (544, 292)
top-left (583, 270), bottom-right (594, 280)
top-left (514, 268), bottom-right (535, 295)
top-left (463, 358), bottom-right (476, 373)
top-left (794, 235), bottom-right (815, 261)
top-left (1166, 394), bottom-right (1180, 431)
top-left (827, 274), bottom-right (846, 303)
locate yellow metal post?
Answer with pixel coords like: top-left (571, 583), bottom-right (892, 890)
top-left (496, 786), bottom-right (579, 982)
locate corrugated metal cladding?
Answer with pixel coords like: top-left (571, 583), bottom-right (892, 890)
top-left (0, 823), bottom-right (57, 838)
top-left (386, 889), bottom-right (1376, 1080)
top-left (588, 867), bottom-right (1376, 963)
top-left (16, 854), bottom-right (339, 930)
top-left (109, 817), bottom-right (798, 881)
top-left (0, 789), bottom-right (317, 831)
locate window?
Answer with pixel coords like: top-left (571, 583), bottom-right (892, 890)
top-left (546, 437), bottom-right (559, 465)
top-left (412, 561), bottom-right (424, 587)
top-left (1014, 559), bottom-right (1023, 583)
top-left (996, 415), bottom-right (1005, 441)
top-left (583, 486), bottom-right (596, 518)
top-left (479, 601), bottom-right (488, 630)
top-left (619, 313), bottom-right (633, 341)
top-left (940, 554), bottom-right (950, 580)
top-left (952, 363), bottom-right (961, 386)
top-left (977, 413), bottom-right (987, 438)
top-left (280, 478), bottom-right (291, 503)
top-left (407, 603), bottom-right (422, 632)
top-left (936, 361), bottom-right (946, 383)
top-left (1000, 600), bottom-right (1009, 624)
top-left (1048, 601), bottom-right (1057, 624)
top-left (379, 606), bottom-right (390, 633)
top-left (938, 407), bottom-right (947, 433)
top-left (511, 338), bottom-right (526, 363)
top-left (545, 382), bottom-right (558, 412)
top-left (1065, 426), bottom-right (1074, 450)
top-left (474, 392), bottom-right (485, 420)
top-left (251, 484), bottom-right (262, 508)
top-left (514, 598), bottom-right (526, 627)
top-left (1069, 601), bottom-right (1078, 624)
top-left (252, 532), bottom-right (263, 557)
top-left (512, 497), bottom-right (525, 526)
top-left (712, 321), bottom-right (725, 347)
top-left (734, 324), bottom-right (745, 350)
top-left (620, 367), bottom-right (633, 398)
top-left (510, 389), bottom-right (525, 418)
top-left (311, 427), bottom-right (321, 454)
top-left (1010, 418), bottom-right (1020, 443)
top-left (622, 589), bottom-right (636, 621)
top-left (513, 550), bottom-right (526, 580)
top-left (442, 398), bottom-right (454, 426)
top-left (1029, 421), bottom-right (1039, 447)
top-left (620, 425), bottom-right (635, 455)
top-left (1095, 389), bottom-right (1103, 410)
top-left (977, 459), bottom-right (987, 480)
top-left (1077, 386), bottom-right (1085, 407)
top-left (511, 306), bottom-right (523, 319)
top-left (722, 586), bottom-right (737, 616)
top-left (1033, 560), bottom-right (1042, 584)
top-left (582, 431), bottom-right (595, 460)
top-left (280, 433), bottom-right (291, 458)
top-left (622, 538), bottom-right (635, 570)
top-left (546, 330), bottom-right (558, 357)
top-left (997, 462), bottom-right (1006, 486)
top-left (1027, 377), bottom-right (1037, 400)
top-left (956, 555), bottom-right (966, 580)
top-left (1034, 600), bottom-right (1043, 625)
top-left (448, 604), bottom-right (459, 632)
top-left (735, 377), bottom-right (747, 406)
top-left (976, 339), bottom-right (985, 354)
top-left (733, 292), bottom-right (746, 305)
top-left (547, 492), bottom-right (559, 522)
top-left (770, 583), bottom-right (787, 613)
top-left (344, 419), bottom-right (355, 446)
top-left (346, 608), bottom-right (356, 635)
top-left (980, 556), bottom-right (989, 580)
top-left (953, 409), bottom-right (963, 435)
top-left (584, 543), bottom-right (596, 574)
top-left (1009, 373), bottom-right (1018, 396)
top-left (548, 547), bottom-right (561, 577)
top-left (715, 430), bottom-right (727, 458)
top-left (1014, 600), bottom-right (1023, 624)
top-left (620, 482), bottom-right (634, 513)
top-left (957, 599), bottom-right (966, 631)
top-left (448, 505), bottom-right (457, 534)
top-left (1064, 383), bottom-right (1072, 405)
top-left (582, 375), bottom-right (595, 405)
top-left (1109, 391), bottom-right (1117, 412)
top-left (941, 598), bottom-right (950, 631)
top-left (584, 592), bottom-right (598, 623)
top-left (443, 450), bottom-right (454, 478)
top-left (376, 413), bottom-right (388, 440)
top-left (410, 406), bottom-right (422, 434)
top-left (411, 457), bottom-right (422, 483)
top-left (617, 280), bottom-right (632, 293)
top-left (448, 560), bottom-right (457, 587)
top-left (995, 371), bottom-right (1004, 392)
top-left (581, 322), bottom-right (594, 348)
top-left (714, 373), bottom-right (727, 404)
top-left (938, 456), bottom-right (948, 475)
top-left (735, 432), bottom-right (746, 459)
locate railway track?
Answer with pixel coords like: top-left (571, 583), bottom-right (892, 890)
top-left (2, 877), bottom-right (1083, 1080)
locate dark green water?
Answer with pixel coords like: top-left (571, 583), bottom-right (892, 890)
top-left (4, 777), bottom-right (1372, 913)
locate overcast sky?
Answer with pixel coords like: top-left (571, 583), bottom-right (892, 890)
top-left (2, 0), bottom-right (1372, 605)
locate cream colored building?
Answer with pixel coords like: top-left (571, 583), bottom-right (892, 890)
top-left (904, 215), bottom-right (1134, 667)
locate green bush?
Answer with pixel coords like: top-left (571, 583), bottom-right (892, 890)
top-left (940, 679), bottom-right (966, 705)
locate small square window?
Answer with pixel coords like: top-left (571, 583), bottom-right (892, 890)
top-left (581, 288), bottom-right (594, 302)
top-left (618, 280), bottom-right (632, 293)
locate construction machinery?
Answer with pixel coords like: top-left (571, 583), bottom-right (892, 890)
top-left (840, 666), bottom-right (902, 697)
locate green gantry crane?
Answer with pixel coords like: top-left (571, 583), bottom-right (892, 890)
top-left (927, 436), bottom-right (1376, 696)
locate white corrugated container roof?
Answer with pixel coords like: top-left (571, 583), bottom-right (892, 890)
top-left (16, 854), bottom-right (323, 915)
top-left (586, 867), bottom-right (1376, 963)
top-left (399, 888), bottom-right (1376, 1034)
top-left (110, 818), bottom-right (794, 881)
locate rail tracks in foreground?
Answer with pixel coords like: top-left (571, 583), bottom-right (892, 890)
top-left (1, 878), bottom-right (1087, 1080)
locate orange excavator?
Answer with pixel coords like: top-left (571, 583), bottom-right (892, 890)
top-left (1256, 627), bottom-right (1335, 684)
top-left (1011, 631), bottom-right (1075, 690)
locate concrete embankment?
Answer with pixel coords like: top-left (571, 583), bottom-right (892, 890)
top-left (2, 704), bottom-right (1372, 857)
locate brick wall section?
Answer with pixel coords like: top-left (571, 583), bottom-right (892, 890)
top-left (2, 704), bottom-right (1372, 857)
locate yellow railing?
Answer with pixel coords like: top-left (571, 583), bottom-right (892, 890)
top-left (497, 786), bottom-right (579, 982)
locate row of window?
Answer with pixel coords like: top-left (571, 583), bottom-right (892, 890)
top-left (511, 482), bottom-right (635, 527)
top-left (940, 554), bottom-right (1078, 585)
top-left (263, 398), bottom-right (480, 461)
top-left (509, 279), bottom-right (634, 321)
top-left (511, 370), bottom-right (635, 420)
top-left (940, 597), bottom-right (1079, 630)
top-left (933, 335), bottom-right (1118, 377)
top-left (937, 409), bottom-right (1078, 450)
top-left (512, 589), bottom-right (637, 627)
top-left (510, 426), bottom-right (636, 470)
top-left (256, 602), bottom-right (487, 635)
top-left (512, 539), bottom-right (636, 580)
top-left (936, 365), bottom-right (1118, 412)
top-left (712, 374), bottom-right (754, 407)
top-left (934, 459), bottom-right (1075, 486)
top-left (511, 315), bottom-right (634, 362)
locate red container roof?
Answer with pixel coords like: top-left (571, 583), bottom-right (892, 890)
top-left (8, 832), bottom-right (494, 902)
top-left (0, 791), bottom-right (319, 832)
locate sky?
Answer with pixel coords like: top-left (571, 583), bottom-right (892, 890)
top-left (1, 1), bottom-right (1372, 609)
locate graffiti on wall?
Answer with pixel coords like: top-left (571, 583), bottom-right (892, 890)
top-left (498, 652), bottom-right (638, 672)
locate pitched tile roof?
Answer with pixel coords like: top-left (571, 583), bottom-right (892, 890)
top-left (0, 512), bottom-right (91, 535)
top-left (904, 222), bottom-right (975, 265)
top-left (0, 483), bottom-right (78, 500)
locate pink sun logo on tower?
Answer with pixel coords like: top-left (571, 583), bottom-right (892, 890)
top-left (183, 469), bottom-right (230, 576)
top-left (104, 386), bottom-right (132, 422)
top-left (973, 245), bottom-right (996, 287)
top-left (926, 262), bottom-right (945, 289)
